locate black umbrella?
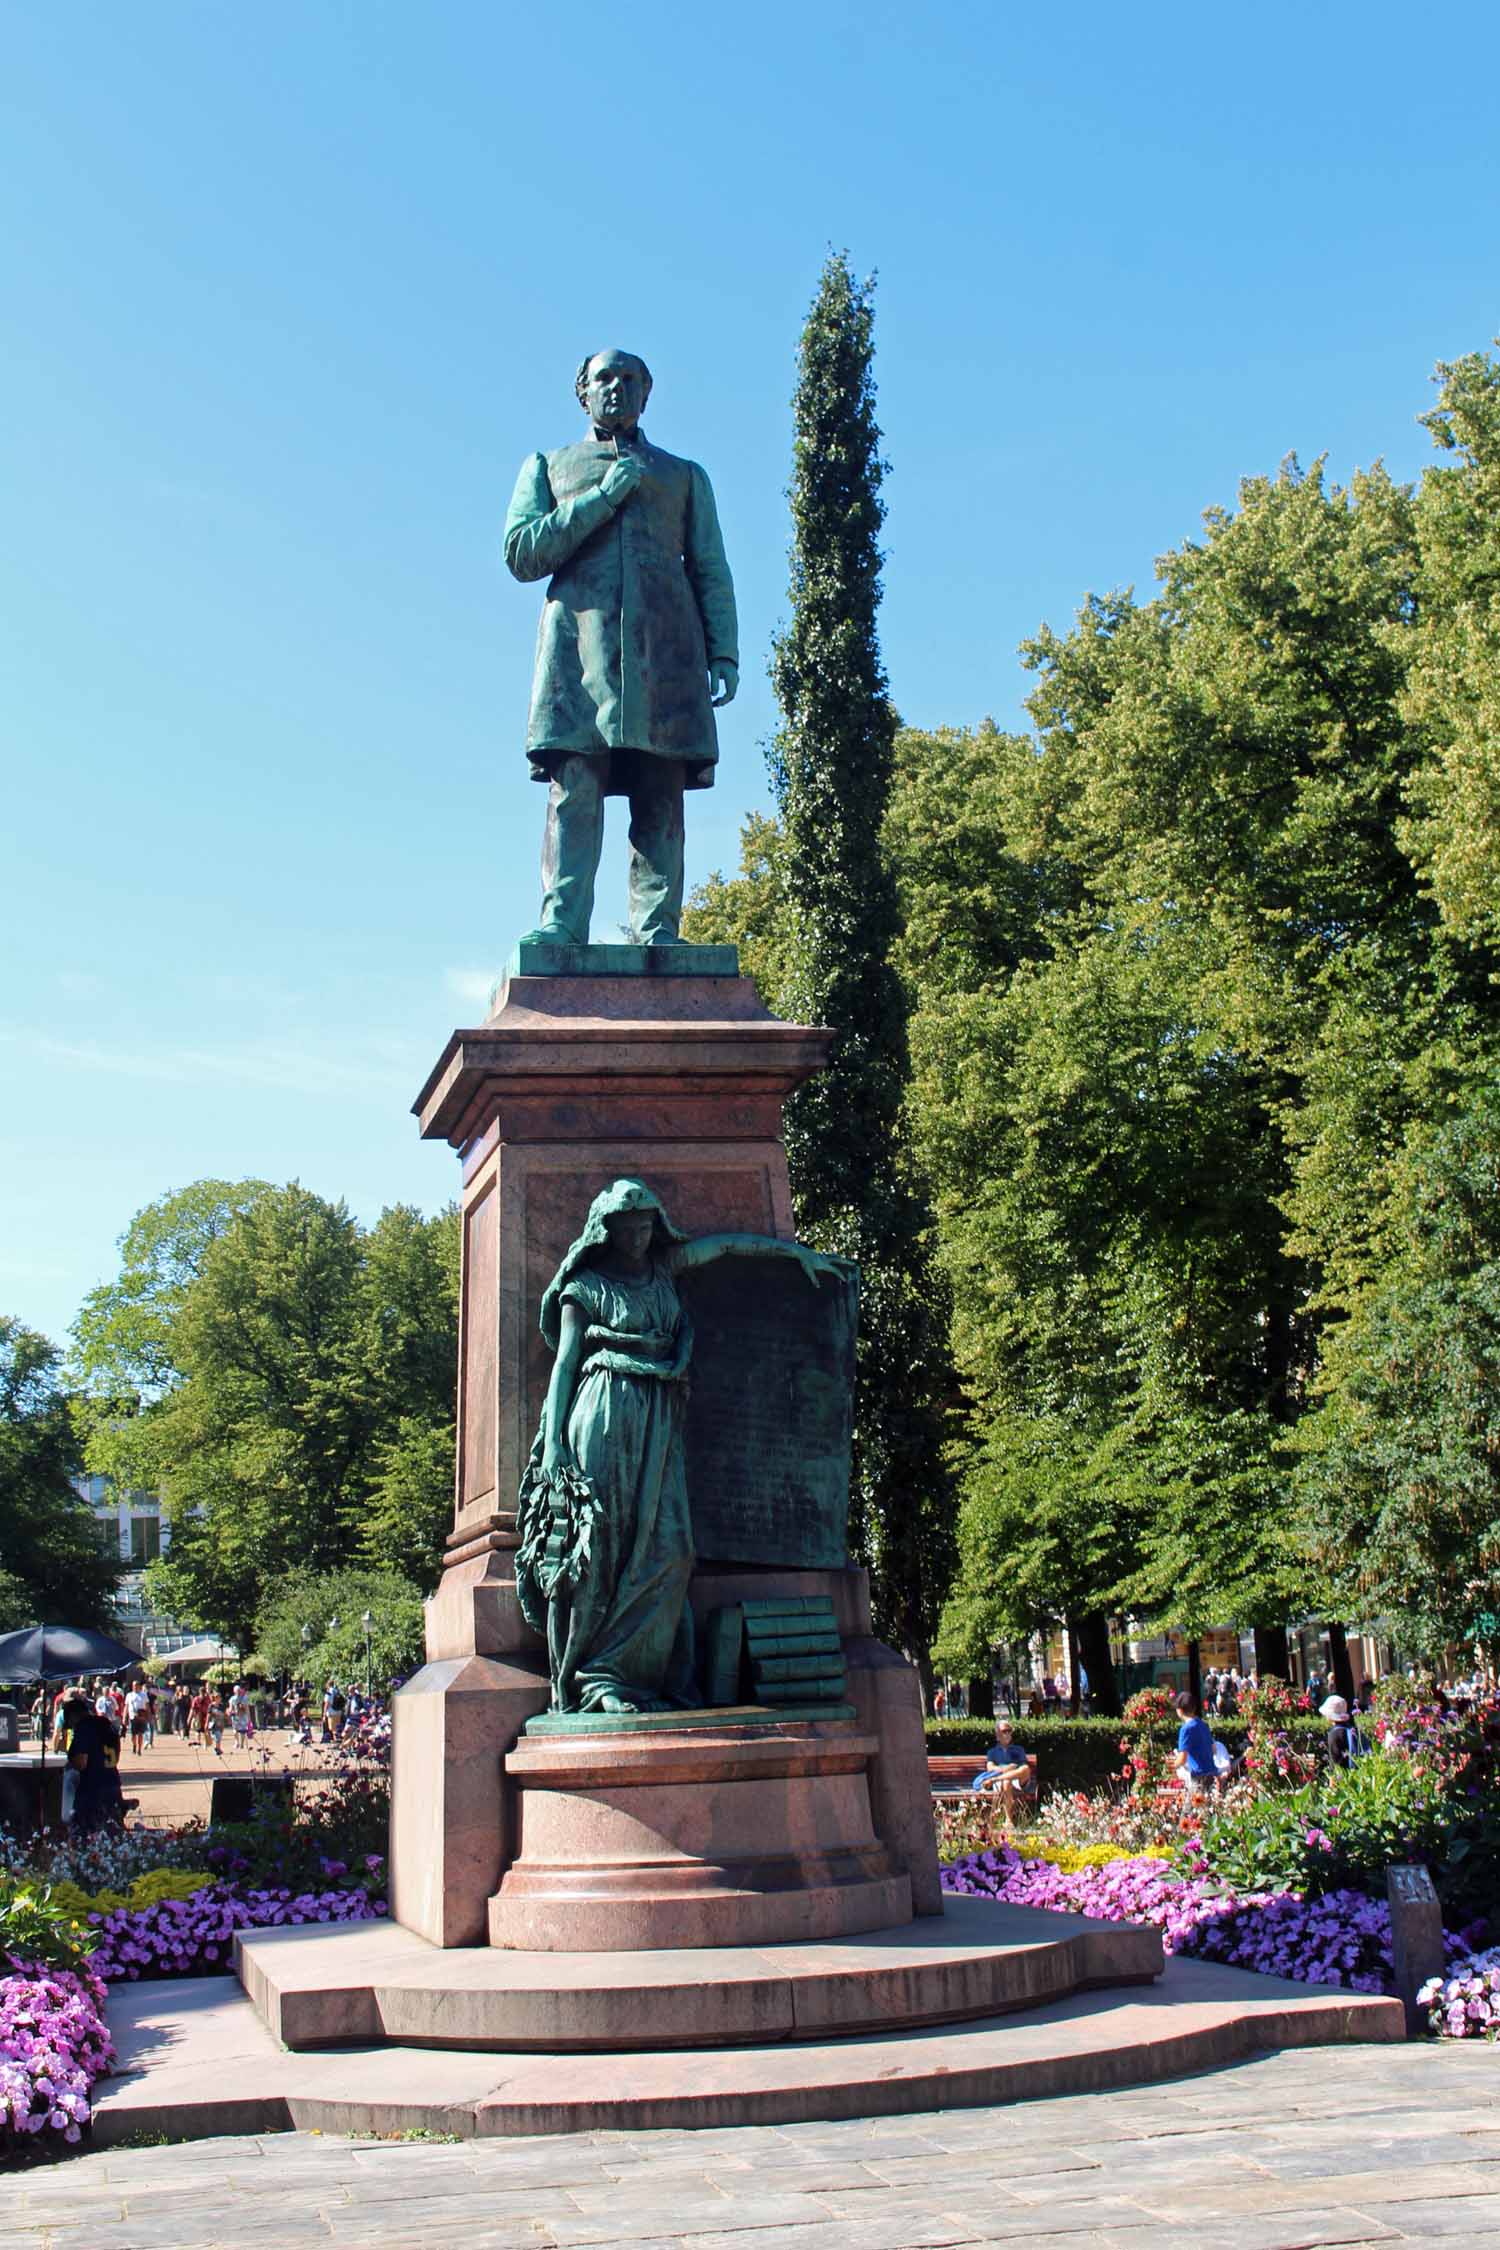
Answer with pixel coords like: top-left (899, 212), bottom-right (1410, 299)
top-left (0, 1625), bottom-right (140, 1684)
top-left (0, 1627), bottom-right (141, 1823)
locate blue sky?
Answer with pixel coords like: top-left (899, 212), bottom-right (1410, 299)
top-left (4, 1), bottom-right (1498, 1351)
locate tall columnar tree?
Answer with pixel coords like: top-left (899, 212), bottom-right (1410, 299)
top-left (769, 253), bottom-right (954, 1663)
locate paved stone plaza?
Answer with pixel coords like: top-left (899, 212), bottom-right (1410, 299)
top-left (6, 2041), bottom-right (1500, 2248)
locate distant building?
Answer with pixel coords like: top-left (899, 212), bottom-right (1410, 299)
top-left (73, 1473), bottom-right (196, 1659)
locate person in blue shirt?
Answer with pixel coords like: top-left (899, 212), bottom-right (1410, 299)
top-left (970, 1720), bottom-right (1037, 1819)
top-left (1173, 1690), bottom-right (1218, 1799)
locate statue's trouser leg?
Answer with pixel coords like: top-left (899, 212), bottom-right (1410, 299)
top-left (538, 753), bottom-right (606, 944)
top-left (626, 762), bottom-right (686, 943)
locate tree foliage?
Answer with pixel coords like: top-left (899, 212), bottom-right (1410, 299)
top-left (251, 1564), bottom-right (426, 1690)
top-left (1398, 350), bottom-right (1500, 950)
top-left (904, 355), bottom-right (1500, 1674)
top-left (72, 1183), bottom-right (459, 1647)
top-left (1296, 1078), bottom-right (1500, 1653)
top-left (682, 341), bottom-right (1500, 1672)
top-left (0, 1318), bottom-right (120, 1630)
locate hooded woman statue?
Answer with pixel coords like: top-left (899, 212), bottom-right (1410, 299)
top-left (516, 1177), bottom-right (840, 1716)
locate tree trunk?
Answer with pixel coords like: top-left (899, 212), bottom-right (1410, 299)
top-left (967, 1672), bottom-right (994, 1721)
top-left (1253, 1624), bottom-right (1289, 1679)
top-left (1326, 1621), bottom-right (1355, 1705)
top-left (1187, 1637), bottom-right (1202, 1706)
top-left (1066, 1621), bottom-right (1082, 1714)
top-left (1075, 1611), bottom-right (1121, 1717)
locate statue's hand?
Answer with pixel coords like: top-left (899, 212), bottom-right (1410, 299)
top-left (600, 455), bottom-right (644, 507)
top-left (795, 1244), bottom-right (829, 1289)
top-left (709, 661), bottom-right (738, 708)
top-left (541, 1436), bottom-right (572, 1480)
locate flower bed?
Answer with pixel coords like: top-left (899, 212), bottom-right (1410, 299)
top-left (1419, 1951), bottom-right (1500, 2039)
top-left (0, 1735), bottom-right (394, 2156)
top-left (942, 1844), bottom-right (1467, 1994)
top-left (1, 1964), bottom-right (114, 2153)
top-left (88, 1881), bottom-right (386, 1982)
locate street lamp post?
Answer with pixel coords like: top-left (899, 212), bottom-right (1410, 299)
top-left (361, 1611), bottom-right (373, 1703)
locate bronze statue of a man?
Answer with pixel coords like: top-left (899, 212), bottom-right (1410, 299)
top-left (504, 349), bottom-right (739, 947)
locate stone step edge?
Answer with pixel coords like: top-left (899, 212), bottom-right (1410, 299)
top-left (237, 1917), bottom-right (1162, 2053)
top-left (92, 1974), bottom-right (1403, 2148)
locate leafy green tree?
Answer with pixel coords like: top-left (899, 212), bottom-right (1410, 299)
top-left (930, 1414), bottom-right (1139, 1679)
top-left (0, 1318), bottom-right (120, 1628)
top-left (761, 252), bottom-right (955, 1664)
top-left (352, 1202), bottom-right (459, 1583)
top-left (74, 1183), bottom-right (460, 1647)
top-left (359, 1420), bottom-right (454, 1589)
top-left (680, 813), bottom-right (793, 1005)
top-left (1398, 348), bottom-right (1500, 950)
top-left (898, 452), bottom-right (1434, 1675)
top-left (72, 1178), bottom-right (271, 1402)
top-left (251, 1564), bottom-right (425, 1690)
top-left (1296, 1078), bottom-right (1500, 1653)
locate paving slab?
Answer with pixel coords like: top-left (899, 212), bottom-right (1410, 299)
top-left (17, 2042), bottom-right (1500, 2250)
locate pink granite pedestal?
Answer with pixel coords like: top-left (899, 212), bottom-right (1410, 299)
top-left (390, 960), bottom-right (940, 1951)
top-left (489, 1716), bottom-right (911, 1951)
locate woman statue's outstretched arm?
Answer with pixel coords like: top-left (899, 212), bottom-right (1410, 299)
top-left (667, 1233), bottom-right (850, 1287)
top-left (540, 1301), bottom-right (586, 1474)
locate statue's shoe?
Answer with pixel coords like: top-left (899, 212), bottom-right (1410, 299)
top-left (516, 924), bottom-right (584, 946)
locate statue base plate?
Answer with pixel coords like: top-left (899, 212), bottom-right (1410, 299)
top-left (522, 1702), bottom-right (857, 1736)
top-left (503, 939), bottom-right (740, 983)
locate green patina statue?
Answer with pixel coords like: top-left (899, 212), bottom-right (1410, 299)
top-left (504, 350), bottom-right (739, 949)
top-left (515, 1179), bottom-right (840, 1715)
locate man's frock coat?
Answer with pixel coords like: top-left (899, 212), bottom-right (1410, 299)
top-left (504, 433), bottom-right (738, 791)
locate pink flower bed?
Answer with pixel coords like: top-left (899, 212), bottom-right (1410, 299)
top-left (1418, 1952), bottom-right (1500, 2039)
top-left (89, 1883), bottom-right (386, 1982)
top-left (1, 1965), bottom-right (114, 2149)
top-left (942, 1845), bottom-right (1466, 1993)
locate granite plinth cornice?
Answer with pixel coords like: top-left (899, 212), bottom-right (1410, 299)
top-left (414, 973), bottom-right (832, 1149)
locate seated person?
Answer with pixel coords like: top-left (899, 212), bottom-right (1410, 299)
top-left (970, 1719), bottom-right (1037, 1815)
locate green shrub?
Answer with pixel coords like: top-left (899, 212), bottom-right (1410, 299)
top-left (924, 1715), bottom-right (1324, 1797)
top-left (1199, 1752), bottom-right (1478, 1901)
top-left (1195, 1783), bottom-right (1327, 1894)
top-left (0, 1875), bottom-right (99, 1974)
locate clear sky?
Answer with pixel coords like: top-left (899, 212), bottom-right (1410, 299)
top-left (4, 1), bottom-right (1498, 1352)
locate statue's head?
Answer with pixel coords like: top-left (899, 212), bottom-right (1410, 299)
top-left (584, 1176), bottom-right (678, 1257)
top-left (539, 1176), bottom-right (687, 1347)
top-left (576, 348), bottom-right (653, 434)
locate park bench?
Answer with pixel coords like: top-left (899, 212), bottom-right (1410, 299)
top-left (928, 1749), bottom-right (1041, 1824)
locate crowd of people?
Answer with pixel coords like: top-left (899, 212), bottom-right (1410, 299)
top-left (14, 1671), bottom-right (388, 1835)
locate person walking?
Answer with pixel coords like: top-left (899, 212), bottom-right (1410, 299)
top-left (206, 1693), bottom-right (226, 1757)
top-left (1172, 1690), bottom-right (1220, 1801)
top-left (228, 1683), bottom-right (253, 1751)
top-left (125, 1681), bottom-right (149, 1754)
top-left (1321, 1693), bottom-right (1366, 1767)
